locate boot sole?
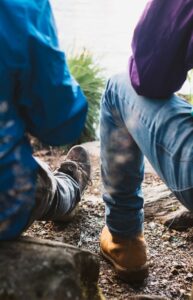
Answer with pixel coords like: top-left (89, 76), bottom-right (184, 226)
top-left (100, 247), bottom-right (149, 283)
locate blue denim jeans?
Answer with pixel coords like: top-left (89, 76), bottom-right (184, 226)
top-left (100, 73), bottom-right (193, 238)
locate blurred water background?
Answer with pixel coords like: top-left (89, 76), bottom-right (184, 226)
top-left (50, 0), bottom-right (147, 76)
top-left (51, 0), bottom-right (190, 93)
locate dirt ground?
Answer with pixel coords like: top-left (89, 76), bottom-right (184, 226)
top-left (25, 147), bottom-right (193, 300)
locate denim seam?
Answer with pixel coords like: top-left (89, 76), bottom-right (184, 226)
top-left (172, 186), bottom-right (193, 192)
top-left (155, 144), bottom-right (193, 190)
top-left (156, 143), bottom-right (193, 162)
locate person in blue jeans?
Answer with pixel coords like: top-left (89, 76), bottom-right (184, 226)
top-left (0, 0), bottom-right (91, 240)
top-left (100, 0), bottom-right (193, 284)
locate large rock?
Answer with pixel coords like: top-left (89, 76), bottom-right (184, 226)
top-left (144, 184), bottom-right (180, 221)
top-left (144, 184), bottom-right (193, 230)
top-left (0, 237), bottom-right (104, 300)
top-left (161, 207), bottom-right (193, 231)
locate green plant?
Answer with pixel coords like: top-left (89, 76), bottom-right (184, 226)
top-left (68, 50), bottom-right (105, 142)
top-left (178, 69), bottom-right (193, 104)
top-left (187, 69), bottom-right (193, 104)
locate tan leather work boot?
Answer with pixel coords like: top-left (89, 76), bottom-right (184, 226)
top-left (100, 226), bottom-right (148, 283)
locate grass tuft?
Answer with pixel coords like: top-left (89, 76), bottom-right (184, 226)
top-left (68, 49), bottom-right (105, 142)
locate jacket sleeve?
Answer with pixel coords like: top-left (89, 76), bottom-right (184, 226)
top-left (129, 0), bottom-right (193, 99)
top-left (19, 0), bottom-right (87, 145)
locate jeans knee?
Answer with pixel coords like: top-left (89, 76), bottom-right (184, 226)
top-left (101, 73), bottom-right (128, 109)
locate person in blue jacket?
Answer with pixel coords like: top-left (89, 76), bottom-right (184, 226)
top-left (0, 0), bottom-right (91, 240)
top-left (100, 0), bottom-right (193, 284)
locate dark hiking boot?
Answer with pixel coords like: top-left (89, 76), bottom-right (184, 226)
top-left (100, 226), bottom-right (148, 283)
top-left (55, 145), bottom-right (91, 222)
top-left (58, 145), bottom-right (91, 194)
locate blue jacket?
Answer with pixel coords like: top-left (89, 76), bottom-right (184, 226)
top-left (130, 0), bottom-right (193, 99)
top-left (0, 0), bottom-right (87, 240)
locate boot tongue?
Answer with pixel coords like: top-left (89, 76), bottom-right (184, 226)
top-left (58, 161), bottom-right (79, 182)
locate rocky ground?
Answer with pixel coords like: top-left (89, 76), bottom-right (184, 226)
top-left (25, 142), bottom-right (193, 300)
